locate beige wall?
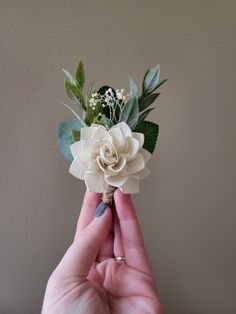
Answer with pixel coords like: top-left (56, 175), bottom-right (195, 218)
top-left (0, 1), bottom-right (236, 313)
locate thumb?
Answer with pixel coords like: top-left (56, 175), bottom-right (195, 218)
top-left (53, 205), bottom-right (112, 281)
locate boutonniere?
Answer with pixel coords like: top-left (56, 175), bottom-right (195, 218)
top-left (58, 61), bottom-right (167, 204)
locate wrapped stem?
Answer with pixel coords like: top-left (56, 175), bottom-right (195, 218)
top-left (102, 185), bottom-right (116, 205)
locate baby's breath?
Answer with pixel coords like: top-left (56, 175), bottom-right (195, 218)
top-left (89, 87), bottom-right (130, 123)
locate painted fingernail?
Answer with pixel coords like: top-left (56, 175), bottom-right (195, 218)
top-left (93, 201), bottom-right (107, 218)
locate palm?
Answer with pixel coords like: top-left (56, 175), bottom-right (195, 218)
top-left (46, 259), bottom-right (159, 314)
top-left (91, 259), bottom-right (159, 313)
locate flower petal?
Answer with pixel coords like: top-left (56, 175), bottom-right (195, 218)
top-left (111, 122), bottom-right (132, 137)
top-left (109, 127), bottom-right (126, 154)
top-left (92, 125), bottom-right (110, 140)
top-left (107, 155), bottom-right (127, 173)
top-left (132, 132), bottom-right (144, 150)
top-left (105, 173), bottom-right (128, 187)
top-left (84, 171), bottom-right (106, 193)
top-left (69, 156), bottom-right (87, 180)
top-left (80, 126), bottom-right (97, 140)
top-left (132, 166), bottom-right (150, 179)
top-left (125, 153), bottom-right (145, 175)
top-left (123, 137), bottom-right (140, 158)
top-left (119, 178), bottom-right (140, 194)
top-left (70, 140), bottom-right (84, 159)
top-left (140, 148), bottom-right (152, 163)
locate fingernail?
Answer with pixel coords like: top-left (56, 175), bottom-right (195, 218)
top-left (93, 201), bottom-right (107, 218)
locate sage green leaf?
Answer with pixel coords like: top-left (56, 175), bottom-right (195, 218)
top-left (57, 119), bottom-right (85, 160)
top-left (100, 115), bottom-right (113, 128)
top-left (134, 121), bottom-right (159, 154)
top-left (149, 78), bottom-right (168, 93)
top-left (71, 128), bottom-right (80, 142)
top-left (120, 97), bottom-right (139, 130)
top-left (65, 80), bottom-right (86, 110)
top-left (139, 93), bottom-right (160, 112)
top-left (62, 69), bottom-right (76, 85)
top-left (129, 78), bottom-right (138, 97)
top-left (142, 68), bottom-right (150, 95)
top-left (138, 107), bottom-right (155, 123)
top-left (76, 60), bottom-right (85, 89)
top-left (143, 65), bottom-right (160, 95)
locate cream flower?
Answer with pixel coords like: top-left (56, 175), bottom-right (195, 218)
top-left (69, 122), bottom-right (151, 193)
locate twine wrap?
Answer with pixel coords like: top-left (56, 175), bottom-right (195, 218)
top-left (102, 185), bottom-right (116, 205)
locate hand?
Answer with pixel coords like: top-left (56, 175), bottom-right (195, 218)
top-left (42, 189), bottom-right (162, 313)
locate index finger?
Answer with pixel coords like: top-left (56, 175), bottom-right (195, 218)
top-left (114, 189), bottom-right (152, 274)
top-left (76, 190), bottom-right (102, 232)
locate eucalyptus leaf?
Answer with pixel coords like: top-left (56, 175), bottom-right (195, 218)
top-left (134, 121), bottom-right (159, 154)
top-left (75, 60), bottom-right (85, 89)
top-left (142, 65), bottom-right (160, 95)
top-left (120, 96), bottom-right (139, 130)
top-left (139, 93), bottom-right (160, 112)
top-left (62, 69), bottom-right (76, 85)
top-left (129, 78), bottom-right (138, 97)
top-left (57, 119), bottom-right (85, 160)
top-left (138, 107), bottom-right (155, 123)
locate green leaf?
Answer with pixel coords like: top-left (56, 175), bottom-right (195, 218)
top-left (142, 68), bottom-right (150, 95)
top-left (86, 81), bottom-right (95, 105)
top-left (84, 104), bottom-right (94, 125)
top-left (134, 121), bottom-right (159, 154)
top-left (75, 60), bottom-right (85, 89)
top-left (120, 97), bottom-right (139, 130)
top-left (62, 69), bottom-right (76, 85)
top-left (150, 78), bottom-right (168, 93)
top-left (138, 107), bottom-right (155, 123)
top-left (71, 128), bottom-right (80, 142)
top-left (65, 80), bottom-right (86, 110)
top-left (100, 115), bottom-right (113, 128)
top-left (57, 119), bottom-right (85, 160)
top-left (139, 93), bottom-right (160, 112)
top-left (129, 78), bottom-right (138, 97)
top-left (142, 65), bottom-right (160, 95)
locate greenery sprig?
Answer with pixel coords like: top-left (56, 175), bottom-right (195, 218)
top-left (58, 60), bottom-right (167, 160)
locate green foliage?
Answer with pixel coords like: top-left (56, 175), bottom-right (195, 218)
top-left (57, 119), bottom-right (85, 161)
top-left (76, 60), bottom-right (85, 89)
top-left (64, 80), bottom-right (86, 110)
top-left (71, 128), bottom-right (80, 142)
top-left (134, 121), bottom-right (159, 154)
top-left (100, 115), bottom-right (113, 128)
top-left (139, 93), bottom-right (160, 112)
top-left (138, 108), bottom-right (155, 123)
top-left (62, 69), bottom-right (76, 85)
top-left (120, 97), bottom-right (139, 130)
top-left (142, 65), bottom-right (160, 96)
top-left (86, 81), bottom-right (95, 105)
top-left (59, 60), bottom-right (167, 160)
top-left (129, 78), bottom-right (138, 98)
top-left (83, 104), bottom-right (94, 126)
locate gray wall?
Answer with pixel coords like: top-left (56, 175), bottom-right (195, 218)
top-left (0, 1), bottom-right (236, 313)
